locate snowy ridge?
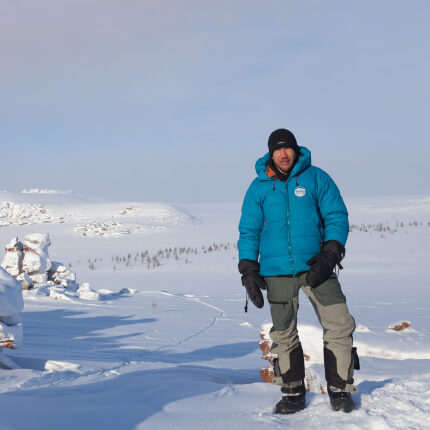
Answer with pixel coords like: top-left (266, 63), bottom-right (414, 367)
top-left (21, 189), bottom-right (73, 194)
top-left (0, 191), bottom-right (196, 237)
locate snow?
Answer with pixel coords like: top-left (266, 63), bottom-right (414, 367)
top-left (0, 193), bottom-right (428, 429)
top-left (21, 189), bottom-right (72, 194)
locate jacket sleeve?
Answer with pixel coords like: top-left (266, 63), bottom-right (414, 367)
top-left (238, 181), bottom-right (264, 262)
top-left (316, 170), bottom-right (349, 246)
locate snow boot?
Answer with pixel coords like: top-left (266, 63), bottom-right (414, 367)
top-left (274, 380), bottom-right (306, 414)
top-left (328, 387), bottom-right (355, 412)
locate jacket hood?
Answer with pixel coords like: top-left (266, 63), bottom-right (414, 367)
top-left (255, 146), bottom-right (312, 180)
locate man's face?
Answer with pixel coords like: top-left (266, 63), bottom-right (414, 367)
top-left (272, 147), bottom-right (296, 174)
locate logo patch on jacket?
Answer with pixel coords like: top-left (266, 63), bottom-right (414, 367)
top-left (294, 186), bottom-right (306, 197)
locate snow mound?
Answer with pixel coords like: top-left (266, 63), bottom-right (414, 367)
top-left (25, 282), bottom-right (137, 302)
top-left (76, 283), bottom-right (137, 301)
top-left (77, 283), bottom-right (100, 300)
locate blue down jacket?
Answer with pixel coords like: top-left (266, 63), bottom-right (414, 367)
top-left (238, 147), bottom-right (349, 276)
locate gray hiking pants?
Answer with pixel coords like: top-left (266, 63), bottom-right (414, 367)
top-left (264, 272), bottom-right (356, 391)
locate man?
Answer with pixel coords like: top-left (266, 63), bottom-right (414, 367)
top-left (238, 129), bottom-right (359, 414)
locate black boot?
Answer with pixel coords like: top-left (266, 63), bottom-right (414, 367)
top-left (328, 387), bottom-right (355, 412)
top-left (274, 380), bottom-right (306, 414)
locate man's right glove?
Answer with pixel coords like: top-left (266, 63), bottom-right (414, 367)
top-left (306, 240), bottom-right (345, 288)
top-left (238, 259), bottom-right (266, 309)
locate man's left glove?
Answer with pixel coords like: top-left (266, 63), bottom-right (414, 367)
top-left (238, 259), bottom-right (266, 309)
top-left (306, 240), bottom-right (345, 288)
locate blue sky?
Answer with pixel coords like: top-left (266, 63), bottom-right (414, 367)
top-left (1, 0), bottom-right (428, 202)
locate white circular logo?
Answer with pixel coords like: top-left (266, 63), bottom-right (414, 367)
top-left (294, 186), bottom-right (306, 197)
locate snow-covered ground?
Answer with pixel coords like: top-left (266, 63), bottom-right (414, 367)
top-left (0, 193), bottom-right (429, 429)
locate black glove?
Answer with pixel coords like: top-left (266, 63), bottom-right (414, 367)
top-left (238, 259), bottom-right (266, 308)
top-left (306, 240), bottom-right (345, 288)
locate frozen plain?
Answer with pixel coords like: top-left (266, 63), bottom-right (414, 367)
top-left (0, 191), bottom-right (429, 430)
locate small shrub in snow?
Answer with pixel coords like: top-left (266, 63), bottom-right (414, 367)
top-left (349, 219), bottom-right (426, 235)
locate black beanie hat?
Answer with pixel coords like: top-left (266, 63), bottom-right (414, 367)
top-left (268, 129), bottom-right (299, 157)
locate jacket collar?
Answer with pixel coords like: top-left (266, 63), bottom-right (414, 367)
top-left (255, 146), bottom-right (312, 181)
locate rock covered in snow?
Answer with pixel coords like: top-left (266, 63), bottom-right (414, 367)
top-left (77, 283), bottom-right (100, 300)
top-left (1, 234), bottom-right (134, 305)
top-left (48, 261), bottom-right (76, 288)
top-left (49, 286), bottom-right (74, 301)
top-left (1, 237), bottom-right (23, 277)
top-left (28, 273), bottom-right (48, 285)
top-left (17, 273), bottom-right (33, 290)
top-left (1, 234), bottom-right (79, 291)
top-left (2, 234), bottom-right (53, 286)
top-left (0, 315), bottom-right (23, 349)
top-left (119, 287), bottom-right (138, 295)
top-left (0, 267), bottom-right (24, 317)
top-left (259, 323), bottom-right (326, 393)
top-left (23, 233), bottom-right (51, 250)
top-left (0, 267), bottom-right (24, 350)
top-left (22, 233), bottom-right (52, 275)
